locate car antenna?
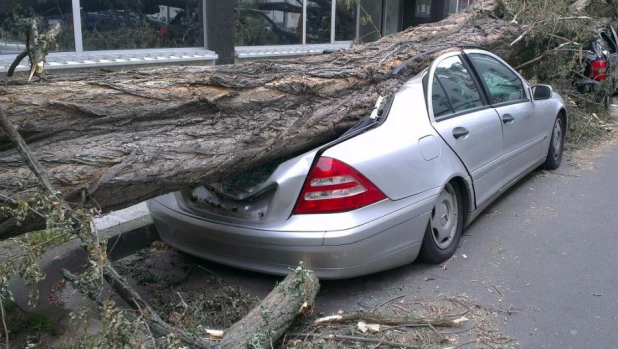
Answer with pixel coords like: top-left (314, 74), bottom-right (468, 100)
top-left (392, 45), bottom-right (483, 76)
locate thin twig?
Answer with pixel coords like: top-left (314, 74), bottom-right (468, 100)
top-left (175, 291), bottom-right (189, 316)
top-left (286, 333), bottom-right (420, 349)
top-left (371, 295), bottom-right (405, 313)
top-left (480, 338), bottom-right (497, 349)
top-left (0, 294), bottom-right (9, 349)
top-left (88, 220), bottom-right (105, 299)
top-left (426, 321), bottom-right (445, 342)
top-left (134, 300), bottom-right (157, 349)
top-left (514, 41), bottom-right (576, 69)
top-left (550, 34), bottom-right (576, 43)
top-left (510, 26), bottom-right (532, 46)
top-left (559, 89), bottom-right (604, 106)
top-left (510, 0), bottom-right (526, 24)
top-left (280, 333), bottom-right (287, 349)
top-left (5, 229), bottom-right (75, 264)
top-left (491, 284), bottom-right (503, 297)
top-left (0, 194), bottom-right (45, 219)
top-left (575, 117), bottom-right (595, 143)
top-left (511, 16), bottom-right (592, 46)
top-left (556, 16), bottom-right (592, 20)
top-left (443, 323), bottom-right (479, 335)
top-left (451, 341), bottom-right (478, 349)
top-left (0, 105), bottom-right (69, 210)
top-left (393, 304), bottom-right (410, 312)
top-left (370, 341), bottom-right (384, 349)
top-left (197, 265), bottom-right (220, 279)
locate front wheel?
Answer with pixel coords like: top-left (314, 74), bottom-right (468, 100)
top-left (541, 116), bottom-right (565, 171)
top-left (417, 182), bottom-right (464, 264)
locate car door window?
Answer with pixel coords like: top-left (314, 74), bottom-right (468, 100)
top-left (432, 76), bottom-right (452, 117)
top-left (468, 53), bottom-right (526, 105)
top-left (432, 55), bottom-right (483, 118)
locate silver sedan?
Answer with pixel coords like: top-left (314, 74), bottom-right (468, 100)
top-left (148, 49), bottom-right (567, 279)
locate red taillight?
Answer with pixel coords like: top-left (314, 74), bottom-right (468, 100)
top-left (293, 157), bottom-right (386, 214)
top-left (590, 60), bottom-right (608, 81)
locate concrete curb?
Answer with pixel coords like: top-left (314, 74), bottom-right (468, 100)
top-left (94, 202), bottom-right (152, 235)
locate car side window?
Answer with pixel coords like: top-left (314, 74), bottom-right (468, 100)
top-left (432, 76), bottom-right (452, 117)
top-left (468, 53), bottom-right (526, 105)
top-left (432, 55), bottom-right (483, 117)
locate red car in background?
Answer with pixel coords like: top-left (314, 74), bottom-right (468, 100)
top-left (575, 26), bottom-right (618, 108)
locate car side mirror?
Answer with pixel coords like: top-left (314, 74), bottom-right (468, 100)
top-left (532, 85), bottom-right (552, 100)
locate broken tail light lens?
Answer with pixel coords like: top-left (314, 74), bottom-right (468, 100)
top-left (590, 60), bottom-right (608, 81)
top-left (293, 157), bottom-right (386, 214)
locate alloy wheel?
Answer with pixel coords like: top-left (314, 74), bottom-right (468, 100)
top-left (552, 118), bottom-right (563, 161)
top-left (430, 183), bottom-right (459, 250)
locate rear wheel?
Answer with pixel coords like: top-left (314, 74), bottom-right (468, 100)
top-left (418, 182), bottom-right (464, 264)
top-left (541, 116), bottom-right (564, 170)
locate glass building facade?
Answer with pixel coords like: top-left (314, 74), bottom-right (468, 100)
top-left (0, 0), bottom-right (472, 71)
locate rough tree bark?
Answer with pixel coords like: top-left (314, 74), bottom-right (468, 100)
top-left (219, 267), bottom-right (320, 348)
top-left (0, 0), bottom-right (523, 235)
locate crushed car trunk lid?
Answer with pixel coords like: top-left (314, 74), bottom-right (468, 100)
top-left (179, 96), bottom-right (392, 224)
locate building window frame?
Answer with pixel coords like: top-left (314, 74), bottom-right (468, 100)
top-left (0, 0), bottom-right (217, 73)
top-left (235, 0), bottom-right (357, 60)
top-left (0, 0), bottom-right (378, 70)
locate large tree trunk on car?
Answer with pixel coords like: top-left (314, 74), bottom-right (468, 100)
top-left (0, 0), bottom-right (522, 235)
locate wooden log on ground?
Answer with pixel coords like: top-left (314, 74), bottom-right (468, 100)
top-left (219, 265), bottom-right (320, 348)
top-left (0, 0), bottom-right (522, 235)
top-left (313, 313), bottom-right (469, 327)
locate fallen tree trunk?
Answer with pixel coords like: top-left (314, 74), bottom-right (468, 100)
top-left (219, 265), bottom-right (320, 348)
top-left (0, 0), bottom-right (522, 235)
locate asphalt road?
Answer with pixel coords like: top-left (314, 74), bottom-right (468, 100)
top-left (196, 136), bottom-right (618, 347)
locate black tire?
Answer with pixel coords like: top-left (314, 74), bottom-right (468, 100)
top-left (417, 182), bottom-right (464, 264)
top-left (541, 115), bottom-right (565, 171)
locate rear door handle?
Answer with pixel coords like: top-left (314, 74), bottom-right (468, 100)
top-left (452, 127), bottom-right (469, 139)
top-left (502, 114), bottom-right (515, 124)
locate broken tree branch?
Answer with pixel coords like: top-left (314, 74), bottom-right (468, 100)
top-left (371, 294), bottom-right (405, 313)
top-left (287, 333), bottom-right (420, 349)
top-left (0, 105), bottom-right (66, 209)
top-left (0, 293), bottom-right (9, 349)
top-left (314, 313), bottom-right (469, 327)
top-left (62, 267), bottom-right (217, 349)
top-left (219, 266), bottom-right (320, 348)
top-left (510, 16), bottom-right (591, 46)
top-left (7, 51), bottom-right (28, 77)
top-left (514, 41), bottom-right (577, 69)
